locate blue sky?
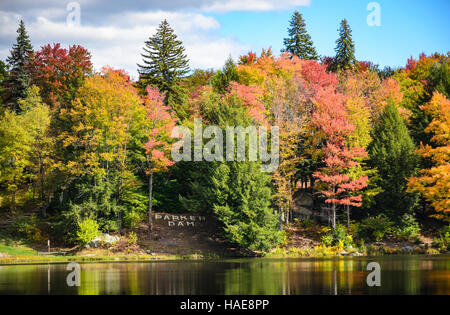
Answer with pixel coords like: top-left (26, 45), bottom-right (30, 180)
top-left (0, 0), bottom-right (448, 77)
top-left (210, 0), bottom-right (450, 68)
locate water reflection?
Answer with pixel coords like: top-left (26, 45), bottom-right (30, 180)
top-left (0, 256), bottom-right (449, 295)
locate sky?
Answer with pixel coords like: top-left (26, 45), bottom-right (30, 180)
top-left (0, 0), bottom-right (449, 79)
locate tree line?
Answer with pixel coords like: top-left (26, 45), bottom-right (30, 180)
top-left (0, 13), bottom-right (448, 251)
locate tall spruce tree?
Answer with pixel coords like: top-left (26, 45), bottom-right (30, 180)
top-left (178, 90), bottom-right (285, 252)
top-left (4, 20), bottom-right (34, 112)
top-left (282, 11), bottom-right (318, 60)
top-left (368, 99), bottom-right (419, 221)
top-left (330, 19), bottom-right (356, 72)
top-left (138, 20), bottom-right (189, 120)
top-left (211, 56), bottom-right (240, 94)
top-left (0, 60), bottom-right (8, 110)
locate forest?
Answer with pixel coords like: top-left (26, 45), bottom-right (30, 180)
top-left (0, 11), bottom-right (449, 256)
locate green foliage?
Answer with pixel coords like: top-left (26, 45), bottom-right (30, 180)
top-left (127, 231), bottom-right (138, 245)
top-left (10, 214), bottom-right (46, 244)
top-left (1, 19), bottom-right (448, 259)
top-left (65, 176), bottom-right (125, 234)
top-left (426, 61), bottom-right (450, 98)
top-left (368, 99), bottom-right (419, 220)
top-left (321, 224), bottom-right (353, 248)
top-left (138, 19), bottom-right (189, 119)
top-left (432, 226), bottom-right (450, 252)
top-left (213, 161), bottom-right (285, 252)
top-left (356, 214), bottom-right (394, 242)
top-left (0, 86), bottom-right (51, 212)
top-left (282, 11), bottom-right (318, 60)
top-left (123, 210), bottom-right (144, 231)
top-left (334, 224), bottom-right (354, 247)
top-left (211, 56), bottom-right (240, 94)
top-left (0, 60), bottom-right (8, 109)
top-left (178, 89), bottom-right (284, 252)
top-left (321, 233), bottom-right (334, 247)
top-left (4, 20), bottom-right (34, 111)
top-left (76, 218), bottom-right (100, 246)
top-left (298, 217), bottom-right (315, 229)
top-left (185, 69), bottom-right (214, 93)
top-left (329, 19), bottom-right (356, 72)
top-left (393, 213), bottom-right (421, 241)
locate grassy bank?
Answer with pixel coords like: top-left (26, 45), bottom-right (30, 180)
top-left (265, 244), bottom-right (442, 258)
top-left (0, 253), bottom-right (220, 265)
top-left (0, 234), bottom-right (220, 265)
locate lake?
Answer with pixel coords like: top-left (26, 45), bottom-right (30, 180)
top-left (0, 255), bottom-right (449, 295)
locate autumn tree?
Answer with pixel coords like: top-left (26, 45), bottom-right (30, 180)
top-left (408, 92), bottom-right (450, 222)
top-left (142, 86), bottom-right (177, 231)
top-left (4, 20), bottom-right (34, 112)
top-left (138, 19), bottom-right (190, 120)
top-left (397, 54), bottom-right (450, 146)
top-left (29, 43), bottom-right (92, 111)
top-left (18, 86), bottom-right (54, 216)
top-left (60, 67), bottom-right (142, 233)
top-left (269, 76), bottom-right (305, 223)
top-left (312, 88), bottom-right (368, 232)
top-left (282, 11), bottom-right (318, 60)
top-left (0, 86), bottom-right (51, 212)
top-left (340, 71), bottom-right (381, 223)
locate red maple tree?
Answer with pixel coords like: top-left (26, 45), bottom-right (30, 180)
top-left (29, 43), bottom-right (92, 110)
top-left (312, 87), bottom-right (368, 231)
top-left (143, 86), bottom-right (178, 231)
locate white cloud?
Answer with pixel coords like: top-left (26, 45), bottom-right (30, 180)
top-left (201, 0), bottom-right (311, 12)
top-left (0, 0), bottom-right (313, 77)
top-left (1, 0), bottom-right (311, 14)
top-left (0, 10), bottom-right (249, 79)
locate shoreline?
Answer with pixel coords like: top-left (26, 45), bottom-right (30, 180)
top-left (1, 247), bottom-right (448, 266)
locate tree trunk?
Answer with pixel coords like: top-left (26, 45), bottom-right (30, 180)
top-left (148, 172), bottom-right (153, 232)
top-left (346, 205), bottom-right (350, 230)
top-left (40, 155), bottom-right (47, 218)
top-left (332, 203), bottom-right (336, 233)
top-left (40, 169), bottom-right (46, 218)
top-left (289, 201), bottom-right (293, 224)
top-left (279, 211), bottom-right (283, 231)
top-left (11, 190), bottom-right (16, 212)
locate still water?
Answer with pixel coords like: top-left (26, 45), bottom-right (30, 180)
top-left (0, 255), bottom-right (449, 295)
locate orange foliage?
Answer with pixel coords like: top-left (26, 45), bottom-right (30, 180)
top-left (408, 92), bottom-right (450, 221)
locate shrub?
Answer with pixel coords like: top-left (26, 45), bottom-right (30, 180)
top-left (11, 215), bottom-right (47, 244)
top-left (357, 214), bottom-right (393, 242)
top-left (128, 231), bottom-right (138, 245)
top-left (393, 214), bottom-right (421, 241)
top-left (300, 217), bottom-right (316, 229)
top-left (334, 224), bottom-right (354, 248)
top-left (321, 234), bottom-right (334, 247)
top-left (432, 226), bottom-right (450, 252)
top-left (321, 224), bottom-right (353, 248)
top-left (123, 210), bottom-right (143, 231)
top-left (76, 219), bottom-right (100, 246)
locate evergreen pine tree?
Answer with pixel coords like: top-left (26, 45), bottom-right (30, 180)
top-left (368, 99), bottom-right (419, 221)
top-left (0, 60), bottom-right (8, 110)
top-left (211, 56), bottom-right (240, 94)
top-left (178, 90), bottom-right (285, 251)
top-left (138, 20), bottom-right (189, 120)
top-left (282, 11), bottom-right (318, 60)
top-left (330, 19), bottom-right (356, 72)
top-left (4, 20), bottom-right (34, 112)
